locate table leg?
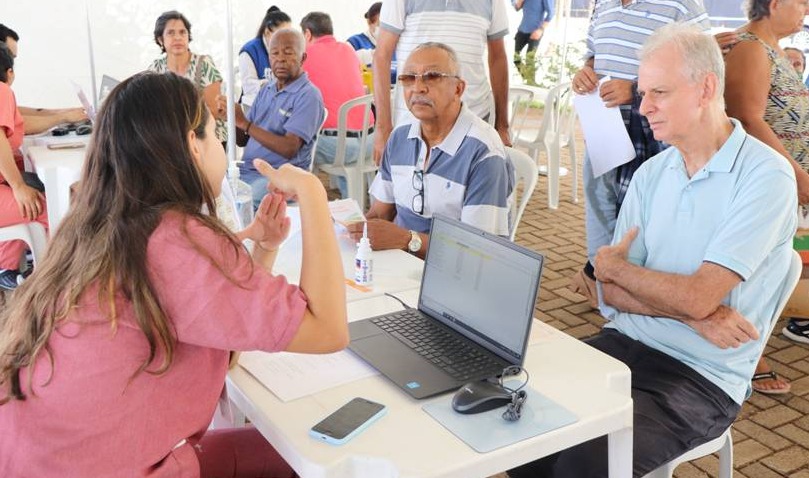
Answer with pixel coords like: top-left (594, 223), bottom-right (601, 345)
top-left (608, 426), bottom-right (633, 478)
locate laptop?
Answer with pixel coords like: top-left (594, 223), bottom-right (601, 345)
top-left (349, 214), bottom-right (544, 399)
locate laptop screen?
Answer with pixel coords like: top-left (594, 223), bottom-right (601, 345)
top-left (418, 214), bottom-right (544, 363)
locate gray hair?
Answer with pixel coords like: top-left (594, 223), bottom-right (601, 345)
top-left (743, 0), bottom-right (771, 21)
top-left (639, 22), bottom-right (725, 105)
top-left (411, 42), bottom-right (461, 76)
top-left (269, 27), bottom-right (306, 56)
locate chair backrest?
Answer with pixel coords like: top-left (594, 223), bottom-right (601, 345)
top-left (0, 223), bottom-right (48, 267)
top-left (508, 86), bottom-right (535, 141)
top-left (770, 250), bottom-right (803, 338)
top-left (506, 147), bottom-right (539, 241)
top-left (547, 82), bottom-right (574, 135)
top-left (330, 94), bottom-right (375, 169)
top-left (309, 107), bottom-right (329, 172)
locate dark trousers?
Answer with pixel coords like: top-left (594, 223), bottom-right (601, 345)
top-left (514, 31), bottom-right (540, 65)
top-left (508, 329), bottom-right (740, 478)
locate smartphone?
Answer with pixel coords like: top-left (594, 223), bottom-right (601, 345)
top-left (309, 397), bottom-right (386, 446)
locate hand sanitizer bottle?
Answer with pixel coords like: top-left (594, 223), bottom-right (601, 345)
top-left (355, 223), bottom-right (373, 287)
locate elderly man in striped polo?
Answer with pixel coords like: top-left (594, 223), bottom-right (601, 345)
top-left (569, 0), bottom-right (709, 305)
top-left (348, 42), bottom-right (513, 258)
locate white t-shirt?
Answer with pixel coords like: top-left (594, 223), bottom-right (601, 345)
top-left (380, 0), bottom-right (509, 126)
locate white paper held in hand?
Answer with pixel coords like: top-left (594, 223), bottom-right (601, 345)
top-left (572, 76), bottom-right (636, 178)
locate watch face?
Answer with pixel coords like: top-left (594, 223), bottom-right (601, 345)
top-left (408, 232), bottom-right (422, 252)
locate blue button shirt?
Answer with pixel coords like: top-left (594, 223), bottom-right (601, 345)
top-left (241, 72), bottom-right (325, 172)
top-left (517, 0), bottom-right (554, 34)
top-left (601, 120), bottom-right (797, 404)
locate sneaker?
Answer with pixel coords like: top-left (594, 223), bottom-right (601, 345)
top-left (0, 269), bottom-right (23, 291)
top-left (783, 319), bottom-right (809, 345)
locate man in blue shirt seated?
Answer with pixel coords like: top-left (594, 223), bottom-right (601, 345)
top-left (348, 42), bottom-right (513, 258)
top-left (509, 23), bottom-right (797, 478)
top-left (235, 28), bottom-right (325, 208)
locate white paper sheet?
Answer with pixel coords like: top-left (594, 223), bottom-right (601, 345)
top-left (239, 350), bottom-right (379, 402)
top-left (572, 77), bottom-right (636, 178)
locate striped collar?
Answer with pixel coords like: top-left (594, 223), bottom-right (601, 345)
top-left (406, 105), bottom-right (475, 157)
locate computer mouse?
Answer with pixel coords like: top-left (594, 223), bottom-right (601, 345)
top-left (75, 124), bottom-right (92, 136)
top-left (451, 380), bottom-right (513, 414)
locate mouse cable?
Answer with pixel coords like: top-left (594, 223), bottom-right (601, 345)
top-left (384, 292), bottom-right (413, 310)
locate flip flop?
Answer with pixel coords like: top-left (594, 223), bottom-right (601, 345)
top-left (751, 371), bottom-right (791, 395)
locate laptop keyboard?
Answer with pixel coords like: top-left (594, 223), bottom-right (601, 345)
top-left (371, 310), bottom-right (505, 381)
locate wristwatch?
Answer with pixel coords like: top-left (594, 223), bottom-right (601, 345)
top-left (407, 230), bottom-right (422, 253)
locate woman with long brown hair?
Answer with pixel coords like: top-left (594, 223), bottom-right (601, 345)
top-left (0, 72), bottom-right (347, 477)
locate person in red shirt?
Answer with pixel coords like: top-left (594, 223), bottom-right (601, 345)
top-left (0, 42), bottom-right (48, 290)
top-left (302, 11), bottom-right (375, 199)
top-left (0, 72), bottom-right (347, 477)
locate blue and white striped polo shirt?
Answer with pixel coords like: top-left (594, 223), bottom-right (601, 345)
top-left (369, 106), bottom-right (514, 236)
top-left (587, 0), bottom-right (709, 80)
top-left (381, 0), bottom-right (509, 125)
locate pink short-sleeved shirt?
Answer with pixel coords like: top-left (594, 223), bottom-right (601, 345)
top-left (303, 35), bottom-right (374, 130)
top-left (0, 81), bottom-right (25, 179)
top-left (0, 212), bottom-right (307, 477)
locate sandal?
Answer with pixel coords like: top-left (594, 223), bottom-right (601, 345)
top-left (569, 269), bottom-right (598, 309)
top-left (751, 371), bottom-right (791, 395)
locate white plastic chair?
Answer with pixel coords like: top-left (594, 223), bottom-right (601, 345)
top-left (508, 86), bottom-right (535, 142)
top-left (643, 250), bottom-right (802, 478)
top-left (315, 94), bottom-right (376, 210)
top-left (512, 83), bottom-right (578, 209)
top-left (308, 108), bottom-right (329, 172)
top-left (0, 222), bottom-right (48, 269)
top-left (505, 147), bottom-right (539, 241)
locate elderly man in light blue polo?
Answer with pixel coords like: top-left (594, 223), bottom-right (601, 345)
top-left (508, 24), bottom-right (796, 478)
top-left (348, 42), bottom-right (513, 258)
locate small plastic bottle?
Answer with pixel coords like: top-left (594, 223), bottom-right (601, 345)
top-left (355, 223), bottom-right (373, 287)
top-left (228, 163), bottom-right (254, 229)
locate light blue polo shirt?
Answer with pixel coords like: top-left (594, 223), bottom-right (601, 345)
top-left (601, 120), bottom-right (797, 404)
top-left (369, 106), bottom-right (514, 236)
top-left (241, 72), bottom-right (325, 172)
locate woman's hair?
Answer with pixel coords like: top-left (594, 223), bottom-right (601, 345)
top-left (154, 10), bottom-right (193, 53)
top-left (255, 6), bottom-right (292, 39)
top-left (0, 43), bottom-right (13, 83)
top-left (744, 0), bottom-right (771, 21)
top-left (0, 72), bottom-right (241, 403)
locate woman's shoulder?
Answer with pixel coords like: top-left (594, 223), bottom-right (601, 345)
top-left (725, 34), bottom-right (773, 64)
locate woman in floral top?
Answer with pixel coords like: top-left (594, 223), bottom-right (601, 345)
top-left (149, 10), bottom-right (228, 145)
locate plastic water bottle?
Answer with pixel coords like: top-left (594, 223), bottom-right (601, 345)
top-left (355, 223), bottom-right (373, 287)
top-left (229, 163), bottom-right (254, 229)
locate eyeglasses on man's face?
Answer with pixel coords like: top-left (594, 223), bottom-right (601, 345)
top-left (412, 169), bottom-right (424, 215)
top-left (397, 71), bottom-right (459, 87)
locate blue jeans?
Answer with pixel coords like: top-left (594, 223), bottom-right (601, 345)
top-left (315, 133), bottom-right (375, 199)
top-left (583, 153), bottom-right (619, 263)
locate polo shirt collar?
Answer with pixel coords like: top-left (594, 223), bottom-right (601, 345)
top-left (312, 35), bottom-right (336, 45)
top-left (703, 118), bottom-right (746, 174)
top-left (272, 71), bottom-right (310, 94)
top-left (666, 118), bottom-right (746, 177)
top-left (406, 105), bottom-right (475, 156)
